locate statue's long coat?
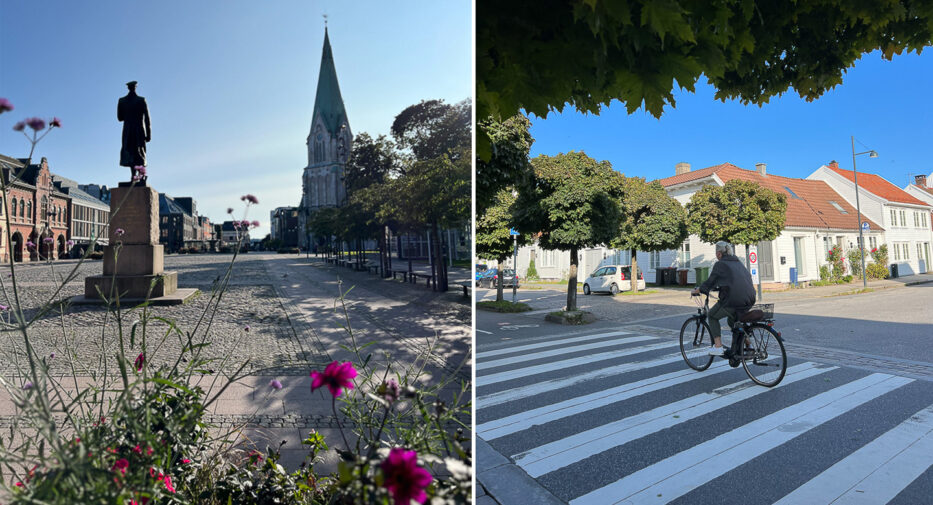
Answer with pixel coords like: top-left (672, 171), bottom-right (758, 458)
top-left (117, 91), bottom-right (151, 167)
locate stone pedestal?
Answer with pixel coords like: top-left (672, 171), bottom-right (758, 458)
top-left (83, 183), bottom-right (192, 303)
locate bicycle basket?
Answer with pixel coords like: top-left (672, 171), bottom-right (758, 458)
top-left (750, 303), bottom-right (774, 319)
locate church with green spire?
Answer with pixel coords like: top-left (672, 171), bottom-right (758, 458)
top-left (299, 27), bottom-right (352, 249)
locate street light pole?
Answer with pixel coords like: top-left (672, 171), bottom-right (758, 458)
top-left (512, 233), bottom-right (518, 304)
top-left (851, 136), bottom-right (877, 289)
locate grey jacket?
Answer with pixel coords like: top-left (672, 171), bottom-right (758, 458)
top-left (698, 254), bottom-right (756, 309)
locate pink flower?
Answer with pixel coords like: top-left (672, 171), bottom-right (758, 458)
top-left (43, 237), bottom-right (53, 244)
top-left (248, 450), bottom-right (263, 465)
top-left (134, 353), bottom-right (145, 371)
top-left (381, 448), bottom-right (432, 504)
top-left (251, 220), bottom-right (260, 228)
top-left (50, 117), bottom-right (62, 128)
top-left (22, 381), bottom-right (33, 390)
top-left (241, 194), bottom-right (259, 204)
top-left (115, 228), bottom-right (125, 236)
top-left (244, 324), bottom-right (250, 332)
top-left (380, 379), bottom-right (401, 403)
top-left (269, 379), bottom-right (282, 390)
top-left (181, 458), bottom-right (191, 464)
top-left (26, 241), bottom-right (35, 248)
top-left (66, 240), bottom-right (75, 247)
top-left (162, 475), bottom-right (175, 493)
top-left (0, 98), bottom-right (12, 113)
top-left (310, 361), bottom-right (357, 397)
top-left (111, 458), bottom-right (129, 475)
top-left (226, 207), bottom-right (233, 214)
top-left (25, 117), bottom-right (45, 131)
top-left (13, 121), bottom-right (25, 131)
top-left (134, 445), bottom-right (142, 455)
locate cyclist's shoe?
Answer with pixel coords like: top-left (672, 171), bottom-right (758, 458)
top-left (707, 346), bottom-right (726, 356)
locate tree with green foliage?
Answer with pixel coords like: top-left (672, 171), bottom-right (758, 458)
top-left (515, 151), bottom-right (623, 312)
top-left (346, 133), bottom-right (400, 275)
top-left (478, 0), bottom-right (933, 120)
top-left (477, 0), bottom-right (933, 157)
top-left (476, 115), bottom-right (534, 216)
top-left (390, 99), bottom-right (471, 292)
top-left (685, 180), bottom-right (787, 266)
top-left (612, 178), bottom-right (688, 292)
top-left (476, 189), bottom-right (530, 302)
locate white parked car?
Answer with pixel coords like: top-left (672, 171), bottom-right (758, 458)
top-left (582, 265), bottom-right (645, 295)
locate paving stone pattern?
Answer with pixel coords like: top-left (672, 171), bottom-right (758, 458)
top-left (0, 255), bottom-right (329, 377)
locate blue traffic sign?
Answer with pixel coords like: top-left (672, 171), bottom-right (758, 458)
top-left (861, 221), bottom-right (870, 232)
top-left (509, 228), bottom-right (520, 236)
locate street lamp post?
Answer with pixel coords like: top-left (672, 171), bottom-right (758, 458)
top-left (851, 136), bottom-right (878, 289)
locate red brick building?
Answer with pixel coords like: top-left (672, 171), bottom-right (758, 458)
top-left (0, 156), bottom-right (71, 262)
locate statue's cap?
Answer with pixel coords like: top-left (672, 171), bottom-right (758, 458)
top-left (126, 80), bottom-right (138, 88)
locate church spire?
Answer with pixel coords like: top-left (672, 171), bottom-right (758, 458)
top-left (311, 27), bottom-right (348, 136)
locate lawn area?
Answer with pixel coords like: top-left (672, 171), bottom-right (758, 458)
top-left (476, 300), bottom-right (533, 312)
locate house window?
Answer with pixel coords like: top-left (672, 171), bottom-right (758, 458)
top-left (680, 240), bottom-right (691, 269)
top-left (19, 200), bottom-right (24, 218)
top-left (539, 249), bottom-right (556, 267)
top-left (828, 201), bottom-right (847, 214)
top-left (869, 236), bottom-right (877, 250)
top-left (900, 210), bottom-right (907, 226)
top-left (823, 237), bottom-right (833, 254)
top-left (650, 250), bottom-right (660, 270)
top-left (904, 243), bottom-right (911, 260)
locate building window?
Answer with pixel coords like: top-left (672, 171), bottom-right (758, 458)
top-left (905, 243), bottom-right (911, 260)
top-left (890, 209), bottom-right (897, 226)
top-left (25, 201), bottom-right (31, 220)
top-left (680, 240), bottom-right (691, 269)
top-left (894, 243), bottom-right (901, 261)
top-left (900, 210), bottom-right (907, 227)
top-left (869, 236), bottom-right (877, 250)
top-left (650, 250), bottom-right (660, 270)
top-left (539, 249), bottom-right (556, 268)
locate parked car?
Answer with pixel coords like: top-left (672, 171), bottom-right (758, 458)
top-left (500, 268), bottom-right (520, 288)
top-left (582, 265), bottom-right (645, 295)
top-left (475, 263), bottom-right (489, 282)
top-left (476, 268), bottom-right (496, 287)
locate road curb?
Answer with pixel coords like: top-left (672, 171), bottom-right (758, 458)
top-left (476, 437), bottom-right (566, 505)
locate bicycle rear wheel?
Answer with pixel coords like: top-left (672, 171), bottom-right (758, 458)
top-left (680, 317), bottom-right (713, 371)
top-left (741, 324), bottom-right (787, 387)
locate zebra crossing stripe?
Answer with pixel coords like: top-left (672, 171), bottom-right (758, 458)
top-left (774, 404), bottom-right (933, 505)
top-left (477, 335), bottom-right (656, 371)
top-left (477, 361), bottom-right (733, 440)
top-left (569, 373), bottom-right (913, 505)
top-left (477, 352), bottom-right (689, 409)
top-left (516, 362), bottom-right (832, 477)
top-left (476, 331), bottom-right (631, 359)
top-left (477, 341), bottom-right (677, 387)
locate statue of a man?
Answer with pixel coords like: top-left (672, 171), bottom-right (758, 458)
top-left (117, 80), bottom-right (151, 178)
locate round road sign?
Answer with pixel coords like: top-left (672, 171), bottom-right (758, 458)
top-left (749, 252), bottom-right (758, 264)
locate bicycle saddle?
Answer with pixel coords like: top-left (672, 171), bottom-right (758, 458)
top-left (739, 309), bottom-right (764, 323)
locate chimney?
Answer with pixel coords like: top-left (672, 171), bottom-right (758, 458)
top-left (756, 163), bottom-right (767, 176)
top-left (675, 162), bottom-right (691, 175)
top-left (916, 174), bottom-right (928, 187)
top-left (828, 160), bottom-right (839, 169)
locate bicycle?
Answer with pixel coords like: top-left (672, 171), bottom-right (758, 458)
top-left (680, 293), bottom-right (787, 387)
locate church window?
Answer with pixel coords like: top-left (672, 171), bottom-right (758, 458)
top-left (26, 201), bottom-right (31, 220)
top-left (41, 196), bottom-right (48, 221)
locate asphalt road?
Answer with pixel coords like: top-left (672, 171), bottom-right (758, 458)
top-left (476, 285), bottom-right (933, 505)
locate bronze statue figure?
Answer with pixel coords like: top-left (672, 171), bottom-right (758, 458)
top-left (117, 81), bottom-right (151, 174)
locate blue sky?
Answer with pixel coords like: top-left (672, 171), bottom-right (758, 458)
top-left (529, 49), bottom-right (933, 187)
top-left (0, 1), bottom-right (471, 236)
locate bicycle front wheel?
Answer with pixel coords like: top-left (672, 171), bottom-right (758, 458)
top-left (680, 317), bottom-right (713, 371)
top-left (741, 324), bottom-right (787, 387)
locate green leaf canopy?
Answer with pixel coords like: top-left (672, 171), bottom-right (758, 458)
top-left (612, 178), bottom-right (688, 253)
top-left (685, 179), bottom-right (788, 246)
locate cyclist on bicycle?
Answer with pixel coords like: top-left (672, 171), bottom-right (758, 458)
top-left (690, 241), bottom-right (756, 356)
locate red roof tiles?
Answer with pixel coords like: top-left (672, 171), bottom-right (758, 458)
top-left (826, 163), bottom-right (929, 206)
top-left (658, 163), bottom-right (883, 231)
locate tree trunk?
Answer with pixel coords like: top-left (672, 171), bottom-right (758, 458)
top-left (496, 263), bottom-right (504, 302)
top-left (567, 247), bottom-right (578, 312)
top-left (631, 248), bottom-right (639, 293)
top-left (437, 222), bottom-right (448, 292)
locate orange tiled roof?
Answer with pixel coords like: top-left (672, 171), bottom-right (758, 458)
top-left (658, 163), bottom-right (883, 231)
top-left (827, 164), bottom-right (929, 206)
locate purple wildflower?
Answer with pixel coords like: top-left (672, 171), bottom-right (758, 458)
top-left (43, 237), bottom-right (54, 244)
top-left (13, 121), bottom-right (25, 132)
top-left (26, 241), bottom-right (35, 248)
top-left (269, 379), bottom-right (283, 390)
top-left (22, 382), bottom-right (33, 390)
top-left (381, 448), bottom-right (433, 504)
top-left (66, 240), bottom-right (75, 247)
top-left (380, 378), bottom-right (401, 403)
top-left (25, 117), bottom-right (45, 131)
top-left (50, 117), bottom-right (62, 128)
top-left (134, 353), bottom-right (145, 371)
top-left (244, 325), bottom-right (250, 333)
top-left (0, 305), bottom-right (8, 311)
top-left (50, 352), bottom-right (56, 359)
top-left (0, 98), bottom-right (12, 114)
top-left (310, 361), bottom-right (358, 397)
top-left (250, 220), bottom-right (260, 228)
top-left (115, 228), bottom-right (125, 236)
top-left (241, 194), bottom-right (259, 204)
top-left (226, 207), bottom-right (233, 214)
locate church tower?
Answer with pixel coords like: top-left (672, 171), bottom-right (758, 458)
top-left (300, 27), bottom-right (352, 247)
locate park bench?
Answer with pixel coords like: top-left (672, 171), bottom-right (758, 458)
top-left (390, 270), bottom-right (408, 282)
top-left (410, 273), bottom-right (433, 288)
top-left (460, 281), bottom-right (471, 298)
